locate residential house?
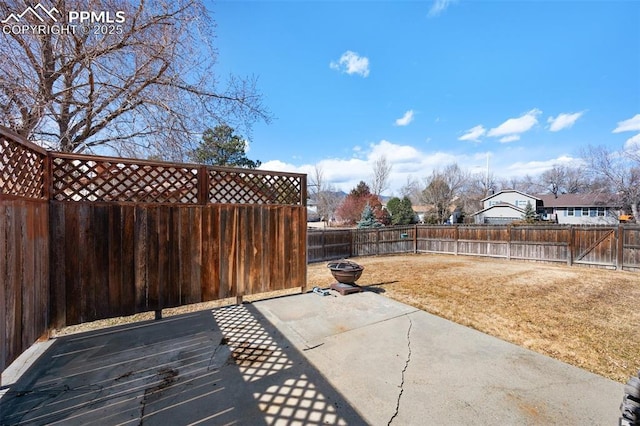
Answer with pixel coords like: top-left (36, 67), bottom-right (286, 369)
top-left (472, 190), bottom-right (541, 225)
top-left (535, 193), bottom-right (620, 225)
top-left (472, 190), bottom-right (621, 225)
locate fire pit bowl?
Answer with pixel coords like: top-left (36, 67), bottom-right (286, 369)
top-left (327, 260), bottom-right (364, 284)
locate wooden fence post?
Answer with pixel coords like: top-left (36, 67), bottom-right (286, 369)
top-left (413, 224), bottom-right (418, 253)
top-left (616, 225), bottom-right (624, 270)
top-left (454, 225), bottom-right (459, 256)
top-left (197, 166), bottom-right (209, 205)
top-left (567, 225), bottom-right (574, 266)
top-left (44, 152), bottom-right (53, 200)
top-left (350, 229), bottom-right (354, 257)
top-left (507, 224), bottom-right (511, 260)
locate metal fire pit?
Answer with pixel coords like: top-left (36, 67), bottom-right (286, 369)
top-left (327, 260), bottom-right (364, 284)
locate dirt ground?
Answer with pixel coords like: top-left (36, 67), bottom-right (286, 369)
top-left (308, 253), bottom-right (640, 383)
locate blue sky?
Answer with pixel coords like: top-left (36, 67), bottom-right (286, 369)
top-left (209, 0), bottom-right (640, 195)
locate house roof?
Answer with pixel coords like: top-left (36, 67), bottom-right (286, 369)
top-left (472, 203), bottom-right (526, 216)
top-left (481, 189), bottom-right (541, 203)
top-left (535, 193), bottom-right (621, 208)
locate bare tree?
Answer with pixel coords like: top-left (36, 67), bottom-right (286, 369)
top-left (0, 0), bottom-right (270, 157)
top-left (541, 165), bottom-right (567, 197)
top-left (370, 155), bottom-right (392, 196)
top-left (420, 163), bottom-right (468, 223)
top-left (400, 175), bottom-right (422, 205)
top-left (308, 164), bottom-right (342, 222)
top-left (582, 145), bottom-right (640, 222)
top-left (564, 165), bottom-right (586, 194)
top-left (540, 164), bottom-right (586, 197)
top-left (461, 171), bottom-right (497, 214)
top-left (308, 165), bottom-right (324, 199)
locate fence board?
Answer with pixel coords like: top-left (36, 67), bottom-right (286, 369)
top-left (0, 199), bottom-right (49, 376)
top-left (622, 227), bottom-right (640, 271)
top-left (307, 229), bottom-right (352, 262)
top-left (121, 205), bottom-right (136, 315)
top-left (5, 204), bottom-right (21, 368)
top-left (0, 205), bottom-right (6, 374)
top-left (47, 203), bottom-right (306, 327)
top-left (22, 205), bottom-right (35, 349)
top-left (190, 208), bottom-right (203, 303)
top-left (201, 207), bottom-right (220, 301)
top-left (50, 203), bottom-right (65, 327)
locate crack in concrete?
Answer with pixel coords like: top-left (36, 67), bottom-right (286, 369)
top-left (207, 336), bottom-right (230, 371)
top-left (388, 315), bottom-right (412, 426)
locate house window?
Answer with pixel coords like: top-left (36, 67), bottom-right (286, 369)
top-left (590, 208), bottom-right (597, 217)
top-left (568, 207), bottom-right (574, 216)
top-left (598, 207), bottom-right (604, 216)
top-left (575, 208), bottom-right (581, 217)
top-left (582, 208), bottom-right (589, 216)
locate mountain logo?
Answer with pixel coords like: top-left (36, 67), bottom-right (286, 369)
top-left (2, 3), bottom-right (60, 24)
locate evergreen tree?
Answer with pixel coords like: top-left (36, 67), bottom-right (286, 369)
top-left (357, 203), bottom-right (383, 228)
top-left (522, 201), bottom-right (536, 223)
top-left (189, 125), bottom-right (261, 168)
top-left (350, 181), bottom-right (371, 197)
top-left (387, 196), bottom-right (416, 225)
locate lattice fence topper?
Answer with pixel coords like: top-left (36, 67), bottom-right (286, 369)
top-left (208, 169), bottom-right (303, 205)
top-left (0, 135), bottom-right (46, 199)
top-left (49, 154), bottom-right (304, 205)
top-left (51, 156), bottom-right (199, 203)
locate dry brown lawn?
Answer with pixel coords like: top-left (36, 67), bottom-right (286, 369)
top-left (308, 253), bottom-right (640, 383)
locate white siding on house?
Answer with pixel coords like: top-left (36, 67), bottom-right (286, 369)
top-left (474, 204), bottom-right (524, 224)
top-left (553, 207), bottom-right (619, 225)
top-left (484, 191), bottom-right (537, 210)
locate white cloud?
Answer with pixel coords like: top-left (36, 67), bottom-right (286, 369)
top-left (369, 140), bottom-right (422, 165)
top-left (394, 110), bottom-right (414, 126)
top-left (262, 140), bottom-right (463, 195)
top-left (487, 109), bottom-right (541, 140)
top-left (613, 114), bottom-right (640, 133)
top-left (506, 155), bottom-right (580, 177)
top-left (458, 125), bottom-right (486, 142)
top-left (547, 111), bottom-right (584, 131)
top-left (499, 135), bottom-right (520, 143)
top-left (259, 141), bottom-right (585, 197)
top-left (428, 0), bottom-right (457, 17)
top-left (330, 51), bottom-right (370, 77)
top-left (624, 133), bottom-right (640, 151)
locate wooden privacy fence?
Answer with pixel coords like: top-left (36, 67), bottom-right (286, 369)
top-left (1, 126), bottom-right (307, 377)
top-left (308, 224), bottom-right (640, 271)
top-left (0, 128), bottom-right (49, 381)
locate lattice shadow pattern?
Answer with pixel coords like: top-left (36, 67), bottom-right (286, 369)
top-left (0, 136), bottom-right (46, 199)
top-left (212, 305), bottom-right (348, 425)
top-left (212, 305), bottom-right (294, 383)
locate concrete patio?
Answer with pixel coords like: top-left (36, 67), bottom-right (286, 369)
top-left (1, 291), bottom-right (623, 425)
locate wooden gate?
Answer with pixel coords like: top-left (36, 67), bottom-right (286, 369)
top-left (571, 227), bottom-right (617, 267)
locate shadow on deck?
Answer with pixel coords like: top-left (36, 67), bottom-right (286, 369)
top-left (0, 303), bottom-right (364, 425)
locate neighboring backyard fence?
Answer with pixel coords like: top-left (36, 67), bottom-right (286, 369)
top-left (308, 224), bottom-right (640, 271)
top-left (1, 126), bottom-right (307, 378)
